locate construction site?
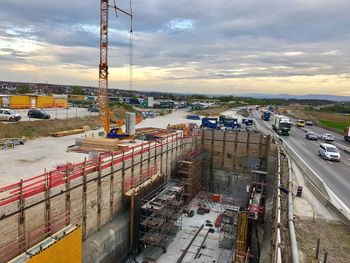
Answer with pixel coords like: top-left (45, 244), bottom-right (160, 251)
top-left (0, 0), bottom-right (290, 258)
top-left (0, 118), bottom-right (287, 263)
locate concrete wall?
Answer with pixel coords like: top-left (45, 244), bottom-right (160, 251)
top-left (0, 132), bottom-right (200, 263)
top-left (202, 129), bottom-right (269, 173)
top-left (83, 211), bottom-right (129, 263)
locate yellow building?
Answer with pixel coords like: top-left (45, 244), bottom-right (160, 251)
top-left (36, 95), bottom-right (54, 108)
top-left (0, 95), bottom-right (68, 109)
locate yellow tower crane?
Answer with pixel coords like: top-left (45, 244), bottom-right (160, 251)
top-left (98, 0), bottom-right (132, 136)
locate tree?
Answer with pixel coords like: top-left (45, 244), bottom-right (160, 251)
top-left (17, 86), bottom-right (32, 94)
top-left (72, 86), bottom-right (84, 95)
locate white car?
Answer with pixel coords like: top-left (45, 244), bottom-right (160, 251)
top-left (321, 133), bottom-right (334, 142)
top-left (319, 143), bottom-right (341, 161)
top-left (0, 108), bottom-right (21, 122)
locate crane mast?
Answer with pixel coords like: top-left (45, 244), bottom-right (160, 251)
top-left (99, 0), bottom-right (132, 135)
top-left (99, 0), bottom-right (110, 134)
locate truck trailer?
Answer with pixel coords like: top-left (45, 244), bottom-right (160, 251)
top-left (344, 126), bottom-right (350, 141)
top-left (272, 115), bottom-right (292, 136)
top-left (261, 111), bottom-right (271, 121)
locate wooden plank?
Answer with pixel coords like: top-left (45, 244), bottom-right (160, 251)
top-left (124, 173), bottom-right (162, 197)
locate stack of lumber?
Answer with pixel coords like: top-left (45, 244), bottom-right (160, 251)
top-left (51, 126), bottom-right (90, 137)
top-left (80, 137), bottom-right (119, 152)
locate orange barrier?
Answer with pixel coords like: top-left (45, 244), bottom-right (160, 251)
top-left (212, 193), bottom-right (221, 202)
top-left (136, 115), bottom-right (143, 124)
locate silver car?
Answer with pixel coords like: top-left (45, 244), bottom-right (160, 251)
top-left (321, 133), bottom-right (334, 142)
top-left (0, 108), bottom-right (21, 122)
top-left (319, 143), bottom-right (341, 161)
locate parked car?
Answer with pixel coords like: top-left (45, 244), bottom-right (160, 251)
top-left (305, 132), bottom-right (318, 140)
top-left (87, 106), bottom-right (99, 113)
top-left (319, 143), bottom-right (341, 161)
top-left (321, 133), bottom-right (334, 142)
top-left (27, 109), bottom-right (51, 119)
top-left (0, 108), bottom-right (21, 122)
top-left (306, 121), bottom-right (314, 126)
top-left (295, 119), bottom-right (305, 127)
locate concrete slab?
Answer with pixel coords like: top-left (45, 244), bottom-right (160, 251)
top-left (137, 198), bottom-right (233, 263)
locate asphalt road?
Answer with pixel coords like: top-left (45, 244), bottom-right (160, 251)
top-left (287, 116), bottom-right (350, 153)
top-left (252, 110), bottom-right (350, 207)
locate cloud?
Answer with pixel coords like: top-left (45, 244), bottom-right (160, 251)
top-left (0, 0), bottom-right (350, 95)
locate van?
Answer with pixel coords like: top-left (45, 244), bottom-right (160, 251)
top-left (0, 108), bottom-right (21, 122)
top-left (296, 119), bottom-right (305, 127)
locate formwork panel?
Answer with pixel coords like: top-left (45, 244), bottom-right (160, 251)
top-left (225, 131), bottom-right (237, 141)
top-left (0, 215), bottom-right (18, 250)
top-left (237, 132), bottom-right (248, 143)
top-left (100, 177), bottom-right (111, 227)
top-left (203, 130), bottom-right (213, 140)
top-left (85, 181), bottom-right (97, 237)
top-left (70, 187), bottom-right (83, 225)
top-left (112, 170), bottom-right (123, 214)
top-left (50, 194), bottom-right (65, 217)
top-left (249, 133), bottom-right (261, 143)
top-left (214, 131), bottom-right (224, 140)
top-left (25, 203), bottom-right (46, 245)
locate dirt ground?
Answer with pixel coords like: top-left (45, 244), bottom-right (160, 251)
top-left (295, 216), bottom-right (350, 263)
top-left (0, 116), bottom-right (101, 139)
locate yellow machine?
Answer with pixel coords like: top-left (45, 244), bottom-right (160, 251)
top-left (295, 119), bottom-right (305, 127)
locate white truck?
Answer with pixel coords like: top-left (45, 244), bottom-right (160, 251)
top-left (272, 114), bottom-right (292, 136)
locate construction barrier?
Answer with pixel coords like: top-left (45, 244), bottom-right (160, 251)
top-left (0, 130), bottom-right (203, 262)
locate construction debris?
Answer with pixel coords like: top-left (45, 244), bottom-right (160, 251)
top-left (0, 137), bottom-right (26, 150)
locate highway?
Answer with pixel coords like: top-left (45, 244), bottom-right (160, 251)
top-left (285, 115), bottom-right (350, 154)
top-left (251, 110), bottom-right (350, 207)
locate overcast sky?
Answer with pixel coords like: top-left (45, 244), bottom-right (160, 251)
top-left (0, 0), bottom-right (350, 95)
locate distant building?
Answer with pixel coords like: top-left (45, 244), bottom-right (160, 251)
top-left (0, 94), bottom-right (68, 109)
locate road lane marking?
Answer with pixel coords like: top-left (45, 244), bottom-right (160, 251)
top-left (343, 161), bottom-right (350, 167)
top-left (327, 161), bottom-right (333, 165)
top-left (298, 140), bottom-right (306, 145)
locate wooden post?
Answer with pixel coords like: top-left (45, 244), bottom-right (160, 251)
top-left (121, 150), bottom-right (126, 205)
top-left (323, 252), bottom-right (328, 263)
top-left (246, 132), bottom-right (250, 157)
top-left (129, 191), bottom-right (135, 252)
top-left (18, 179), bottom-right (26, 252)
top-left (97, 155), bottom-right (102, 230)
top-left (315, 238), bottom-right (320, 259)
top-left (221, 131), bottom-right (226, 168)
top-left (65, 162), bottom-right (71, 226)
top-left (258, 133), bottom-right (263, 158)
top-left (140, 141), bottom-right (144, 177)
top-left (82, 158), bottom-right (87, 239)
top-left (44, 169), bottom-right (51, 237)
top-left (110, 154), bottom-right (114, 221)
top-left (166, 135), bottom-right (169, 178)
top-left (234, 131), bottom-right (238, 170)
top-left (131, 147), bottom-right (135, 189)
top-left (148, 140), bottom-right (151, 174)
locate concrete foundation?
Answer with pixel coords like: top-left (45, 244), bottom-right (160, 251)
top-left (82, 211), bottom-right (130, 263)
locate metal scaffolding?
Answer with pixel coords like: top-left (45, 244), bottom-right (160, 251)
top-left (139, 180), bottom-right (185, 261)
